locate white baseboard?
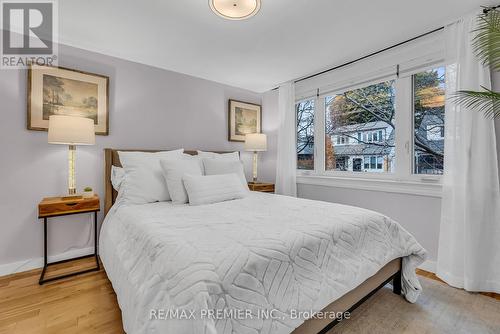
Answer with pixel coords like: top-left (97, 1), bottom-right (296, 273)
top-left (0, 247), bottom-right (94, 277)
top-left (418, 260), bottom-right (437, 273)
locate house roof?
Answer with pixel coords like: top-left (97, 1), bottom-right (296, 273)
top-left (333, 144), bottom-right (393, 156)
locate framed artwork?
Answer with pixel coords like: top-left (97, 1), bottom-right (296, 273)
top-left (228, 99), bottom-right (262, 142)
top-left (28, 65), bottom-right (109, 135)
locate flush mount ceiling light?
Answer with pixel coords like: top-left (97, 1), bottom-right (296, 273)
top-left (209, 0), bottom-right (261, 20)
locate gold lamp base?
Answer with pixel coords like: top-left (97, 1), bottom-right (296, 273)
top-left (252, 151), bottom-right (259, 183)
top-left (67, 145), bottom-right (78, 198)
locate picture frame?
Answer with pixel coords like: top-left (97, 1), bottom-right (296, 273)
top-left (228, 99), bottom-right (262, 142)
top-left (27, 64), bottom-right (109, 135)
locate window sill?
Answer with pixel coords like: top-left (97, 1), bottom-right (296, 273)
top-left (296, 174), bottom-right (442, 198)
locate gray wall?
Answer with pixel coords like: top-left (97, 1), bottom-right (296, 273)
top-left (0, 44), bottom-right (278, 269)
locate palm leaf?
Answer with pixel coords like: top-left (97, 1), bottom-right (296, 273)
top-left (451, 86), bottom-right (500, 118)
top-left (471, 9), bottom-right (500, 71)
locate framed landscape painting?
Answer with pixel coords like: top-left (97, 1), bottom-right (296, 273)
top-left (28, 65), bottom-right (109, 135)
top-left (228, 99), bottom-right (262, 142)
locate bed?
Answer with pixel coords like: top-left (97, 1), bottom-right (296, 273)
top-left (100, 148), bottom-right (426, 334)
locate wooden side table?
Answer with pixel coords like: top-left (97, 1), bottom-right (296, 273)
top-left (248, 182), bottom-right (275, 193)
top-left (38, 195), bottom-right (100, 285)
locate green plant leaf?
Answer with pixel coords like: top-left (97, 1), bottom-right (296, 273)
top-left (471, 9), bottom-right (500, 71)
top-left (451, 86), bottom-right (500, 119)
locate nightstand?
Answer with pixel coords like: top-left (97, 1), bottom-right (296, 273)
top-left (248, 182), bottom-right (275, 193)
top-left (38, 195), bottom-right (100, 285)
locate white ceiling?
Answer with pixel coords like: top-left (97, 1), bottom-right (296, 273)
top-left (59, 0), bottom-right (490, 93)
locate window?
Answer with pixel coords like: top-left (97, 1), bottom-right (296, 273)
top-left (413, 67), bottom-right (445, 175)
top-left (324, 80), bottom-right (396, 173)
top-left (426, 125), bottom-right (444, 140)
top-left (295, 62), bottom-right (447, 190)
top-left (296, 99), bottom-right (315, 170)
top-left (336, 156), bottom-right (347, 171)
top-left (334, 135), bottom-right (347, 145)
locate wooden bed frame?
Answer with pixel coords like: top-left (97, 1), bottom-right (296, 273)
top-left (103, 148), bottom-right (403, 333)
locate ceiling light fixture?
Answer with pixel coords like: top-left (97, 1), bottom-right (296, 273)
top-left (209, 0), bottom-right (261, 20)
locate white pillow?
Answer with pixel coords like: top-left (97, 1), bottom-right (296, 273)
top-left (183, 174), bottom-right (247, 205)
top-left (160, 156), bottom-right (203, 204)
top-left (196, 151), bottom-right (240, 161)
top-left (111, 166), bottom-right (125, 191)
top-left (203, 159), bottom-right (249, 190)
top-left (118, 149), bottom-right (183, 204)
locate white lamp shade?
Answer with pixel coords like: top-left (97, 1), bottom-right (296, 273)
top-left (48, 115), bottom-right (95, 145)
top-left (245, 133), bottom-right (267, 151)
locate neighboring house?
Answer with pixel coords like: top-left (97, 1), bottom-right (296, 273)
top-left (414, 114), bottom-right (444, 174)
top-left (329, 116), bottom-right (444, 174)
top-left (298, 116), bottom-right (443, 173)
top-left (331, 121), bottom-right (395, 173)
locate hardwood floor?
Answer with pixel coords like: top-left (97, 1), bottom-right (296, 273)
top-left (1, 259), bottom-right (498, 333)
top-left (0, 258), bottom-right (123, 334)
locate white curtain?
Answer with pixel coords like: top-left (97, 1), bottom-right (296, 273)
top-left (437, 13), bottom-right (500, 293)
top-left (275, 82), bottom-right (297, 196)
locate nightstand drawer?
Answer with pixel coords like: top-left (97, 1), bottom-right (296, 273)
top-left (248, 182), bottom-right (275, 193)
top-left (39, 196), bottom-right (100, 218)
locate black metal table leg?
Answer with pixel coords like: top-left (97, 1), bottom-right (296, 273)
top-left (39, 211), bottom-right (100, 285)
top-left (38, 218), bottom-right (48, 285)
top-left (94, 210), bottom-right (100, 270)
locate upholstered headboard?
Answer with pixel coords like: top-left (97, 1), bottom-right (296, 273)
top-left (103, 149), bottom-right (238, 216)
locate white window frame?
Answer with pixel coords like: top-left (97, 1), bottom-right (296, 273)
top-left (296, 63), bottom-right (446, 197)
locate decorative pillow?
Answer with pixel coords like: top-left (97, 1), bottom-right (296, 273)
top-left (160, 156), bottom-right (203, 204)
top-left (111, 166), bottom-right (125, 191)
top-left (182, 174), bottom-right (247, 206)
top-left (202, 158), bottom-right (249, 190)
top-left (196, 151), bottom-right (240, 161)
top-left (118, 149), bottom-right (183, 204)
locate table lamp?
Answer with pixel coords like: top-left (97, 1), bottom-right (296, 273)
top-left (245, 133), bottom-right (267, 183)
top-left (48, 115), bottom-right (95, 198)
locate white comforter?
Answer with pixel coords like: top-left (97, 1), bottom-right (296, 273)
top-left (100, 192), bottom-right (426, 334)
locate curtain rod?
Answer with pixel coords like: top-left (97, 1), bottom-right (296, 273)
top-left (272, 4), bottom-right (499, 91)
top-left (293, 26), bottom-right (444, 85)
top-left (483, 4), bottom-right (500, 14)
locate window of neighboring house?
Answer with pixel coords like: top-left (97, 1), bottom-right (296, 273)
top-left (324, 79), bottom-right (396, 172)
top-left (377, 156), bottom-right (383, 169)
top-left (335, 156), bottom-right (347, 171)
top-left (413, 67), bottom-right (445, 175)
top-left (296, 99), bottom-right (315, 170)
top-left (361, 156), bottom-right (384, 170)
top-left (334, 135), bottom-right (349, 145)
top-left (426, 124), bottom-right (444, 140)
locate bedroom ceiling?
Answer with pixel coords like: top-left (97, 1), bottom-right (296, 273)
top-left (59, 0), bottom-right (489, 93)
